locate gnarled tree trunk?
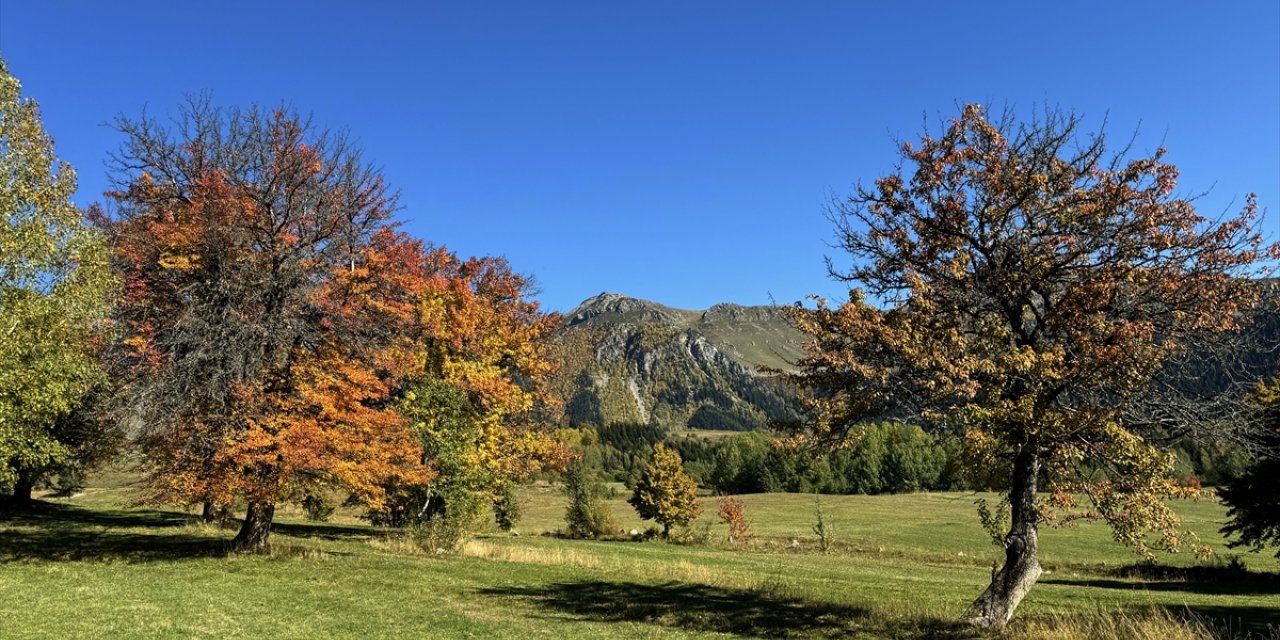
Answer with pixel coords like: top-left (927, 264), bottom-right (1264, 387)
top-left (230, 502), bottom-right (275, 553)
top-left (965, 445), bottom-right (1042, 629)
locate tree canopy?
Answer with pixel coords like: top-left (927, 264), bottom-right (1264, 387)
top-left (785, 104), bottom-right (1275, 627)
top-left (382, 249), bottom-right (567, 525)
top-left (0, 58), bottom-right (116, 506)
top-left (97, 101), bottom-right (432, 551)
top-left (630, 442), bottom-right (702, 538)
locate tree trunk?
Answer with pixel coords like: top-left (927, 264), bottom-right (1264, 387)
top-left (2, 472), bottom-right (37, 511)
top-left (965, 445), bottom-right (1043, 629)
top-left (202, 500), bottom-right (228, 526)
top-left (230, 502), bottom-right (275, 553)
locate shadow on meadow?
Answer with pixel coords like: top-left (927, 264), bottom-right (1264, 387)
top-left (0, 501), bottom-right (221, 562)
top-left (1042, 575), bottom-right (1280, 597)
top-left (0, 500), bottom-right (372, 563)
top-left (479, 579), bottom-right (964, 639)
top-left (1173, 604), bottom-right (1280, 637)
top-left (270, 519), bottom-right (376, 541)
top-left (1043, 564), bottom-right (1280, 633)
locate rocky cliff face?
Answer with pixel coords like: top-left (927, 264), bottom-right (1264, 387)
top-left (551, 293), bottom-right (806, 430)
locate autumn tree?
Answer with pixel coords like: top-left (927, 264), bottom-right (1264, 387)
top-left (98, 100), bottom-right (431, 552)
top-left (0, 59), bottom-right (116, 509)
top-left (630, 442), bottom-right (702, 538)
top-left (785, 105), bottom-right (1274, 627)
top-left (378, 249), bottom-right (566, 527)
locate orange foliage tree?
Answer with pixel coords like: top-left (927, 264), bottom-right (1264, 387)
top-left (786, 105), bottom-right (1275, 627)
top-left (99, 101), bottom-right (432, 552)
top-left (380, 249), bottom-right (567, 525)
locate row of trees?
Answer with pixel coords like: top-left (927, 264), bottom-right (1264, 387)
top-left (565, 418), bottom-right (1247, 498)
top-left (0, 60), bottom-right (566, 552)
top-left (4, 57), bottom-right (1276, 630)
top-left (709, 425), bottom-right (954, 495)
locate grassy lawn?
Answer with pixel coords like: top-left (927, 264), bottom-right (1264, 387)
top-left (1, 475), bottom-right (1276, 639)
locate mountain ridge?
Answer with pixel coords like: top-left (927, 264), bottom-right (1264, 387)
top-left (550, 293), bottom-right (806, 430)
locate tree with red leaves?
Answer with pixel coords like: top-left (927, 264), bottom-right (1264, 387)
top-left (98, 100), bottom-right (432, 552)
top-left (786, 105), bottom-right (1275, 627)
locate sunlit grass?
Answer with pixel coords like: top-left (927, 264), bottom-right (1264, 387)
top-left (1, 473), bottom-right (1275, 639)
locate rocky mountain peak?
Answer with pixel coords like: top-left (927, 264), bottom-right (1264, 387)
top-left (551, 293), bottom-right (808, 431)
top-left (565, 292), bottom-right (689, 327)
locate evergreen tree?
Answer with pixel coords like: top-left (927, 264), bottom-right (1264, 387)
top-left (1220, 380), bottom-right (1280, 558)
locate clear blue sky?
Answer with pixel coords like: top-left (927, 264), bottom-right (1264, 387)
top-left (2, 1), bottom-right (1277, 312)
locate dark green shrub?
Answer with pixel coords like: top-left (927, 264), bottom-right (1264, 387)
top-left (302, 493), bottom-right (335, 522)
top-left (493, 485), bottom-right (521, 532)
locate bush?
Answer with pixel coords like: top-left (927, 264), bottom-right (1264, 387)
top-left (410, 492), bottom-right (485, 554)
top-left (50, 465), bottom-right (86, 498)
top-left (717, 495), bottom-right (752, 544)
top-left (812, 495), bottom-right (831, 553)
top-left (672, 521), bottom-right (713, 545)
top-left (563, 459), bottom-right (616, 539)
top-left (302, 493), bottom-right (335, 522)
top-left (493, 485), bottom-right (521, 532)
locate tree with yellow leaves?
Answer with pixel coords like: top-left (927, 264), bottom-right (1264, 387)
top-left (630, 442), bottom-right (702, 538)
top-left (377, 251), bottom-right (567, 527)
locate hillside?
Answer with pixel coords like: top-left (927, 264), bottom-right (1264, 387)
top-left (550, 293), bottom-right (807, 430)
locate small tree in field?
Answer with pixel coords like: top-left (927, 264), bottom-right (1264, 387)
top-left (717, 495), bottom-right (752, 544)
top-left (630, 443), bottom-right (702, 538)
top-left (786, 105), bottom-right (1274, 627)
top-left (563, 457), bottom-right (615, 539)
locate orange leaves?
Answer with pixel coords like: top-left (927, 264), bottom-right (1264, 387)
top-left (791, 103), bottom-right (1276, 570)
top-left (103, 105), bottom-right (429, 517)
top-left (222, 351), bottom-right (433, 508)
top-left (389, 247), bottom-right (566, 508)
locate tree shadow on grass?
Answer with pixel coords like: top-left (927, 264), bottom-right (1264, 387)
top-left (1042, 567), bottom-right (1280, 634)
top-left (0, 501), bottom-right (224, 563)
top-left (1173, 604), bottom-right (1280, 636)
top-left (1042, 560), bottom-right (1280, 597)
top-left (270, 520), bottom-right (377, 542)
top-left (0, 501), bottom-right (379, 563)
top-left (1042, 575), bottom-right (1280, 597)
top-left (480, 580), bottom-right (966, 639)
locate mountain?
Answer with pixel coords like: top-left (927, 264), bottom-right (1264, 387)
top-left (547, 283), bottom-right (1280, 434)
top-left (550, 293), bottom-right (807, 430)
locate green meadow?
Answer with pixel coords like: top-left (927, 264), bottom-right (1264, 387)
top-left (1, 474), bottom-right (1276, 639)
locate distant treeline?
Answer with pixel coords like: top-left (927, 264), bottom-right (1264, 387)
top-left (560, 422), bottom-right (1251, 496)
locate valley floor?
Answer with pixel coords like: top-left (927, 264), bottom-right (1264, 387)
top-left (1, 477), bottom-right (1276, 639)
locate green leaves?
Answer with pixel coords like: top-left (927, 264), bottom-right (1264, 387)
top-left (0, 58), bottom-right (117, 492)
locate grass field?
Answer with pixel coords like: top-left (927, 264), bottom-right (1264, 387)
top-left (1, 472), bottom-right (1277, 639)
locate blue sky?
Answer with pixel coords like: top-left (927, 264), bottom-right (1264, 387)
top-left (2, 1), bottom-right (1277, 312)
